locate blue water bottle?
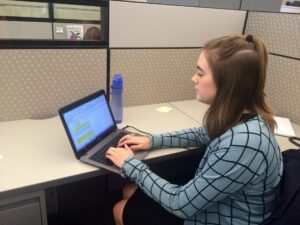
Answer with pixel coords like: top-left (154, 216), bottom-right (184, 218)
top-left (111, 74), bottom-right (123, 123)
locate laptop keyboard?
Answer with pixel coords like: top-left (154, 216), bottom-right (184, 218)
top-left (89, 132), bottom-right (126, 166)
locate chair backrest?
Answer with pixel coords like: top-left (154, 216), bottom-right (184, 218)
top-left (267, 149), bottom-right (300, 225)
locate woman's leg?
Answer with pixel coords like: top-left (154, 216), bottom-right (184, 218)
top-left (122, 183), bottom-right (138, 199)
top-left (113, 199), bottom-right (127, 225)
top-left (113, 183), bottom-right (138, 225)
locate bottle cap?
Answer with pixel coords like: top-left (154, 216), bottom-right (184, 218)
top-left (112, 74), bottom-right (123, 89)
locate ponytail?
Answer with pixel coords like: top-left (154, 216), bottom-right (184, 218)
top-left (251, 35), bottom-right (276, 132)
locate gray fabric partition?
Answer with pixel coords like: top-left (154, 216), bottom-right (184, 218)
top-left (241, 0), bottom-right (282, 12)
top-left (110, 48), bottom-right (200, 107)
top-left (200, 0), bottom-right (241, 9)
top-left (148, 0), bottom-right (200, 7)
top-left (246, 12), bottom-right (300, 59)
top-left (0, 49), bottom-right (107, 122)
top-left (245, 11), bottom-right (300, 124)
top-left (266, 55), bottom-right (300, 124)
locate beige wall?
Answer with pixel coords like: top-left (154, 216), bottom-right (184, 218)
top-left (0, 21), bottom-right (52, 39)
top-left (0, 1), bottom-right (48, 18)
top-left (110, 1), bottom-right (246, 48)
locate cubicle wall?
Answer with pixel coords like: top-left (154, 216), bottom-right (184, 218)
top-left (109, 1), bottom-right (246, 48)
top-left (110, 48), bottom-right (199, 106)
top-left (0, 1), bottom-right (247, 120)
top-left (2, 1), bottom-right (299, 124)
top-left (0, 2), bottom-right (102, 41)
top-left (144, 0), bottom-right (283, 12)
top-left (245, 12), bottom-right (300, 124)
top-left (0, 21), bottom-right (52, 39)
top-left (0, 49), bottom-right (106, 121)
top-left (109, 1), bottom-right (246, 106)
top-left (240, 0), bottom-right (282, 12)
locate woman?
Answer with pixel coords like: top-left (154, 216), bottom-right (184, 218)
top-left (83, 26), bottom-right (101, 40)
top-left (106, 35), bottom-right (283, 225)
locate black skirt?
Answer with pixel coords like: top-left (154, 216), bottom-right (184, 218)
top-left (123, 188), bottom-right (184, 225)
top-left (122, 148), bottom-right (205, 225)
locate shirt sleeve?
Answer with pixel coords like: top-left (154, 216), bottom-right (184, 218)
top-left (121, 131), bottom-right (267, 219)
top-left (150, 127), bottom-right (210, 149)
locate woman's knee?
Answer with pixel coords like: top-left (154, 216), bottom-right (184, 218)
top-left (123, 183), bottom-right (138, 199)
top-left (113, 199), bottom-right (127, 225)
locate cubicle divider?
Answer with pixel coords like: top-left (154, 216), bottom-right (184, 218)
top-left (0, 21), bottom-right (52, 39)
top-left (245, 12), bottom-right (300, 124)
top-left (109, 1), bottom-right (246, 48)
top-left (109, 1), bottom-right (246, 106)
top-left (266, 55), bottom-right (300, 123)
top-left (0, 49), bottom-right (107, 121)
top-left (245, 12), bottom-right (300, 58)
top-left (5, 2), bottom-right (299, 124)
top-left (0, 1), bottom-right (247, 121)
top-left (110, 48), bottom-right (199, 106)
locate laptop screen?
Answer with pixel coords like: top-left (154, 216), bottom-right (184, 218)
top-left (62, 94), bottom-right (115, 153)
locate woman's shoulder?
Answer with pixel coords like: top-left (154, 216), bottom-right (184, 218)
top-left (225, 114), bottom-right (270, 135)
top-left (216, 115), bottom-right (277, 150)
top-left (210, 115), bottom-right (270, 144)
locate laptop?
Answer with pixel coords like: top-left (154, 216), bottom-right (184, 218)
top-left (58, 89), bottom-right (148, 173)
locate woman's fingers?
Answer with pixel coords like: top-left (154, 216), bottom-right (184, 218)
top-left (118, 134), bottom-right (129, 144)
top-left (118, 134), bottom-right (133, 146)
top-left (118, 135), bottom-right (150, 150)
top-left (106, 146), bottom-right (134, 168)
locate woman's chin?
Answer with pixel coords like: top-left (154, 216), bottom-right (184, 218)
top-left (196, 95), bottom-right (204, 102)
top-left (196, 96), bottom-right (211, 105)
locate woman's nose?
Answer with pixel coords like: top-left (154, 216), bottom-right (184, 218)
top-left (191, 74), bottom-right (197, 83)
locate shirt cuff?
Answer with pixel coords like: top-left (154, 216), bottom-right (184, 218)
top-left (151, 134), bottom-right (164, 149)
top-left (120, 156), bottom-right (136, 178)
top-left (121, 156), bottom-right (149, 179)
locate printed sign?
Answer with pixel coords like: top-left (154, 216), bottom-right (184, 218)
top-left (67, 25), bottom-right (84, 40)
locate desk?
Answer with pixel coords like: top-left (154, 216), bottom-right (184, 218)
top-left (2, 100), bottom-right (298, 225)
top-left (0, 102), bottom-right (199, 225)
top-left (170, 99), bottom-right (300, 150)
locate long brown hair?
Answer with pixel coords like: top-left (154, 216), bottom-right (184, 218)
top-left (203, 35), bottom-right (276, 140)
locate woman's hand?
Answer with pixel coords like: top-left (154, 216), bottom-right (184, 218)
top-left (118, 134), bottom-right (150, 151)
top-left (106, 144), bottom-right (134, 168)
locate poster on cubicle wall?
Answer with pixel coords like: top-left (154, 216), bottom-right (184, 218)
top-left (66, 25), bottom-right (84, 40)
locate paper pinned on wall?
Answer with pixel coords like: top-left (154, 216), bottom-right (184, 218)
top-left (274, 116), bottom-right (296, 137)
top-left (67, 25), bottom-right (84, 40)
top-left (156, 106), bottom-right (173, 113)
top-left (56, 26), bottom-right (64, 34)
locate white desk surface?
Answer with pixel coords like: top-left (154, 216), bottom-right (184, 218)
top-left (170, 99), bottom-right (300, 151)
top-left (0, 103), bottom-right (199, 198)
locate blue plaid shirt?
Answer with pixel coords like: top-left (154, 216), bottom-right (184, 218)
top-left (121, 115), bottom-right (283, 225)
